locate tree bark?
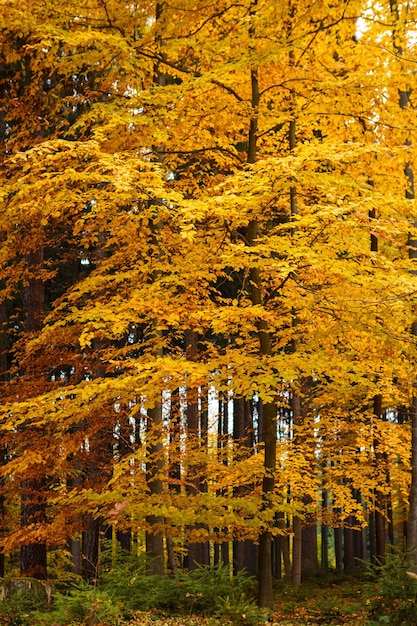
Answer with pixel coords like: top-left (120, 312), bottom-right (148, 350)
top-left (334, 523), bottom-right (343, 571)
top-left (321, 485), bottom-right (329, 570)
top-left (144, 1), bottom-right (168, 575)
top-left (389, 0), bottom-right (417, 566)
top-left (244, 29), bottom-right (277, 602)
top-left (343, 521), bottom-right (355, 573)
top-left (0, 298), bottom-right (7, 577)
top-left (185, 331), bottom-right (210, 570)
top-left (301, 506), bottom-right (318, 577)
top-left (20, 248), bottom-right (47, 580)
top-left (233, 398), bottom-right (257, 575)
top-left (146, 404), bottom-right (165, 576)
top-left (82, 514), bottom-right (100, 582)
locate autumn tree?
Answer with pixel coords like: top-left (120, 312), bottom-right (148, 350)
top-left (1, 0), bottom-right (417, 612)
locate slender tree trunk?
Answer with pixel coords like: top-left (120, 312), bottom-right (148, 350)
top-left (245, 52), bottom-right (277, 612)
top-left (214, 399), bottom-right (222, 568)
top-left (20, 248), bottom-right (47, 580)
top-left (144, 1), bottom-right (167, 575)
top-left (221, 397), bottom-right (230, 567)
top-left (370, 235), bottom-right (386, 563)
top-left (292, 386), bottom-right (318, 582)
top-left (301, 508), bottom-right (318, 577)
top-left (321, 478), bottom-right (329, 571)
top-left (0, 298), bottom-right (7, 577)
top-left (291, 394), bottom-right (302, 586)
top-left (343, 520), bottom-right (355, 573)
top-left (343, 490), bottom-right (364, 573)
top-left (277, 511), bottom-right (291, 581)
top-left (408, 397), bottom-right (417, 557)
top-left (0, 109), bottom-right (6, 578)
top-left (389, 0), bottom-right (417, 566)
top-left (146, 404), bottom-right (165, 575)
top-left (82, 514), bottom-right (100, 582)
top-left (69, 537), bottom-right (81, 576)
top-left (117, 530), bottom-right (131, 553)
top-left (115, 413), bottom-right (133, 553)
top-left (334, 523), bottom-right (343, 571)
top-left (292, 516), bottom-right (302, 585)
top-left (185, 331), bottom-right (209, 570)
top-left (233, 398), bottom-right (257, 575)
top-left (272, 534), bottom-right (281, 579)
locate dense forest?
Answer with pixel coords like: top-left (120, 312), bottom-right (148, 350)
top-left (1, 0), bottom-right (417, 613)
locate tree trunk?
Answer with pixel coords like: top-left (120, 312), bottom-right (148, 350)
top-left (334, 524), bottom-right (343, 571)
top-left (0, 298), bottom-right (7, 577)
top-left (301, 508), bottom-right (318, 577)
top-left (408, 397), bottom-right (417, 558)
top-left (69, 537), bottom-right (81, 576)
top-left (117, 530), bottom-right (131, 553)
top-left (272, 535), bottom-right (281, 579)
top-left (343, 521), bottom-right (355, 573)
top-left (244, 54), bottom-right (277, 607)
top-left (321, 486), bottom-right (329, 571)
top-left (233, 398), bottom-right (257, 575)
top-left (82, 514), bottom-right (100, 582)
top-left (389, 0), bottom-right (417, 567)
top-left (146, 404), bottom-right (165, 575)
top-left (185, 330), bottom-right (210, 570)
top-left (144, 0), bottom-right (168, 577)
top-left (20, 248), bottom-right (47, 580)
top-left (291, 516), bottom-right (302, 586)
top-left (217, 396), bottom-right (230, 567)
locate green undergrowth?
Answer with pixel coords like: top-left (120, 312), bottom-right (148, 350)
top-left (2, 549), bottom-right (417, 625)
top-left (272, 571), bottom-right (372, 625)
top-left (0, 553), bottom-right (260, 626)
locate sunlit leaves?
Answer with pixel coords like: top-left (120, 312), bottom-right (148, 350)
top-left (0, 0), bottom-right (417, 560)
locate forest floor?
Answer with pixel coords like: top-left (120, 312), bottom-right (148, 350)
top-left (0, 571), bottom-right (386, 625)
top-left (123, 575), bottom-right (373, 625)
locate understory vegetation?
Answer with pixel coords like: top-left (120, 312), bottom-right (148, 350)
top-left (1, 549), bottom-right (417, 626)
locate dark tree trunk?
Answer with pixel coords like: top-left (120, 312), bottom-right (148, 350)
top-left (221, 398), bottom-right (230, 567)
top-left (0, 298), bottom-right (7, 577)
top-left (373, 395), bottom-right (387, 564)
top-left (408, 399), bottom-right (417, 560)
top-left (244, 6), bottom-right (277, 605)
top-left (20, 543), bottom-right (47, 580)
top-left (20, 249), bottom-right (47, 580)
top-left (334, 524), bottom-right (343, 571)
top-left (343, 522), bottom-right (355, 573)
top-left (214, 397), bottom-right (225, 567)
top-left (117, 530), bottom-right (131, 553)
top-left (292, 516), bottom-right (302, 585)
top-left (389, 0), bottom-right (417, 569)
top-left (185, 332), bottom-right (210, 570)
top-left (387, 497), bottom-right (395, 546)
top-left (233, 398), bottom-right (257, 575)
top-left (301, 509), bottom-right (318, 577)
top-left (375, 498), bottom-right (386, 564)
top-left (69, 537), bottom-right (81, 575)
top-left (369, 511), bottom-right (377, 564)
top-left (146, 404), bottom-right (165, 575)
top-left (82, 514), bottom-right (100, 582)
top-left (321, 486), bottom-right (329, 571)
top-left (144, 0), bottom-right (168, 577)
top-left (20, 479), bottom-right (47, 579)
top-left (276, 510), bottom-right (291, 581)
top-left (272, 535), bottom-right (281, 579)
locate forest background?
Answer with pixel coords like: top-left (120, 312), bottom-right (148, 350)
top-left (1, 0), bottom-right (417, 616)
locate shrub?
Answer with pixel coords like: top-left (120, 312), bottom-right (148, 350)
top-left (99, 556), bottom-right (260, 624)
top-left (366, 546), bottom-right (417, 626)
top-left (0, 578), bottom-right (52, 626)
